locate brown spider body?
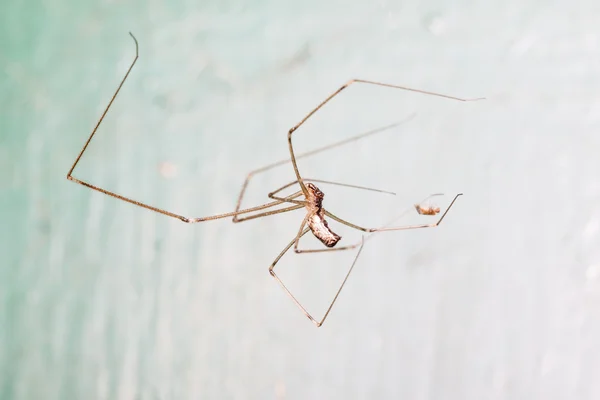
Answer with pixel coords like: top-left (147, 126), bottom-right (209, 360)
top-left (305, 183), bottom-right (341, 247)
top-left (414, 204), bottom-right (441, 215)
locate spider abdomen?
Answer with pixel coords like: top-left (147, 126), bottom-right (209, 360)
top-left (304, 182), bottom-right (341, 247)
top-left (307, 213), bottom-right (341, 247)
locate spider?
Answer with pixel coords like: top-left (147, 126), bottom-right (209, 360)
top-left (67, 33), bottom-right (484, 327)
top-left (415, 193), bottom-right (444, 215)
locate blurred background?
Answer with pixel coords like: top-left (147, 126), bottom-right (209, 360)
top-left (1, 0), bottom-right (600, 399)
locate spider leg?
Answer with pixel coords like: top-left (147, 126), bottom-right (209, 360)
top-left (67, 33), bottom-right (299, 223)
top-left (286, 78), bottom-right (484, 197)
top-left (233, 116), bottom-right (416, 219)
top-left (269, 216), bottom-right (365, 327)
top-left (323, 193), bottom-right (463, 234)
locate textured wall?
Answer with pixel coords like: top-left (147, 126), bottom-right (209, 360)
top-left (1, 1), bottom-right (599, 399)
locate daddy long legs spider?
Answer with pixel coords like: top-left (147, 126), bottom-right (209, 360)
top-left (67, 33), bottom-right (484, 327)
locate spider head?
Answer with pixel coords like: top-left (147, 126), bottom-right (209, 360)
top-left (306, 182), bottom-right (324, 199)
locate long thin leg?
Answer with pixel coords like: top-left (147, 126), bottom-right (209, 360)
top-left (233, 192), bottom-right (304, 223)
top-left (307, 178), bottom-right (396, 195)
top-left (68, 36), bottom-right (416, 224)
top-left (235, 175), bottom-right (389, 223)
top-left (66, 33), bottom-right (299, 224)
top-left (266, 178), bottom-right (397, 205)
top-left (290, 194), bottom-right (459, 255)
top-left (291, 217), bottom-right (363, 254)
top-left (273, 193), bottom-right (462, 326)
top-left (232, 179), bottom-right (308, 223)
top-left (234, 204), bottom-right (304, 222)
top-left (324, 193), bottom-right (463, 233)
top-left (238, 177), bottom-right (399, 223)
top-left (269, 178), bottom-right (416, 254)
top-left (233, 116), bottom-right (416, 218)
top-left (269, 222), bottom-right (365, 327)
top-left (66, 32), bottom-right (139, 180)
top-left (287, 79), bottom-right (485, 197)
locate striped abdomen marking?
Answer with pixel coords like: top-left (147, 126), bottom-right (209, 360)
top-left (307, 212), bottom-right (341, 247)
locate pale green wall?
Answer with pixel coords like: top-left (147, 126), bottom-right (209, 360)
top-left (1, 1), bottom-right (599, 399)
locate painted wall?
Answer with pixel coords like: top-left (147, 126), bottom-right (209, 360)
top-left (1, 1), bottom-right (599, 399)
